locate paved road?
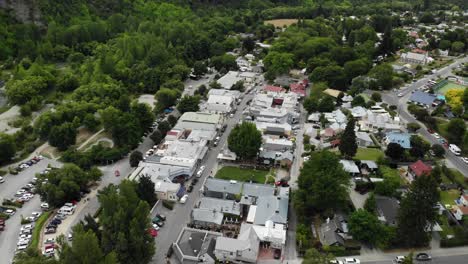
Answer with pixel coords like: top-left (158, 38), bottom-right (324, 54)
top-left (380, 56), bottom-right (468, 176)
top-left (182, 72), bottom-right (216, 97)
top-left (151, 85), bottom-right (256, 262)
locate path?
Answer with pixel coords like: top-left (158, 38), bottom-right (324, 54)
top-left (76, 129), bottom-right (104, 150)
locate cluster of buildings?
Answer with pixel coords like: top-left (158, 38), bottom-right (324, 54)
top-left (173, 178), bottom-right (290, 263)
top-left (130, 112), bottom-right (224, 201)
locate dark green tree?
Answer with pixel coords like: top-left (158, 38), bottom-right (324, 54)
top-left (228, 122), bottom-right (262, 160)
top-left (364, 192), bottom-right (377, 214)
top-left (302, 248), bottom-right (334, 264)
top-left (371, 92), bottom-right (382, 102)
top-left (137, 175), bottom-right (157, 206)
top-left (177, 95), bottom-right (200, 114)
top-left (242, 38), bottom-right (255, 52)
top-left (431, 144), bottom-right (445, 158)
top-left (150, 130), bottom-right (163, 144)
top-left (192, 61), bottom-right (207, 77)
top-left (130, 150), bottom-right (143, 167)
top-left (349, 209), bottom-right (384, 244)
top-left (49, 122), bottom-right (77, 151)
top-left (447, 118), bottom-right (466, 145)
top-left (339, 118), bottom-right (357, 158)
top-left (397, 174), bottom-right (439, 247)
top-left (157, 121), bottom-right (171, 136)
top-left (351, 95), bottom-right (366, 107)
top-left (385, 142), bottom-right (404, 160)
top-left (0, 133), bottom-right (16, 164)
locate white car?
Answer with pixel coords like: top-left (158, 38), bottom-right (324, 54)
top-left (344, 258), bottom-right (360, 264)
top-left (196, 166), bottom-right (206, 177)
top-left (21, 224), bottom-right (34, 231)
top-left (32, 211), bottom-right (42, 218)
top-left (41, 202), bottom-right (49, 210)
top-left (397, 93), bottom-right (403, 97)
top-left (15, 190), bottom-right (27, 197)
top-left (152, 223), bottom-right (160, 230)
top-left (393, 256), bottom-right (406, 264)
top-left (0, 176), bottom-right (4, 183)
top-left (44, 238), bottom-right (55, 244)
top-left (180, 194), bottom-right (189, 204)
top-left (19, 234), bottom-right (32, 240)
top-left (16, 245), bottom-right (28, 251)
top-left (330, 261), bottom-right (344, 264)
top-left (5, 209), bottom-right (15, 216)
top-left (43, 248), bottom-right (55, 257)
top-left (17, 239), bottom-right (30, 246)
top-left (433, 133), bottom-right (440, 139)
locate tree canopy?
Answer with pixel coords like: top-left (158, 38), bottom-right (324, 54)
top-left (228, 122), bottom-right (262, 160)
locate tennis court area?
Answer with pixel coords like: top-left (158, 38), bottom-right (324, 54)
top-left (436, 81), bottom-right (466, 95)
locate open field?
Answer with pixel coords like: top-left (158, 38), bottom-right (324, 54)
top-left (354, 148), bottom-right (384, 161)
top-left (264, 19), bottom-right (298, 27)
top-left (215, 166), bottom-right (268, 184)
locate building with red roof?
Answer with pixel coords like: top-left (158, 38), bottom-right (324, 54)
top-left (263, 85), bottom-right (285, 93)
top-left (408, 160), bottom-right (432, 178)
top-left (290, 83), bottom-right (306, 97)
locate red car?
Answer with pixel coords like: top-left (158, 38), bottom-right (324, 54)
top-left (427, 128), bottom-right (434, 134)
top-left (114, 170), bottom-right (120, 177)
top-left (148, 228), bottom-right (158, 237)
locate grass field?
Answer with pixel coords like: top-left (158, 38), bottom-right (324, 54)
top-left (264, 19), bottom-right (298, 27)
top-left (437, 82), bottom-right (466, 95)
top-left (354, 148), bottom-right (384, 161)
top-left (440, 190), bottom-right (459, 206)
top-left (215, 166), bottom-right (269, 184)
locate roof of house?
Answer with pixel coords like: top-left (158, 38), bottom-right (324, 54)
top-left (323, 127), bottom-right (336, 137)
top-left (154, 180), bottom-right (181, 193)
top-left (198, 197), bottom-right (241, 216)
top-left (385, 132), bottom-right (411, 149)
top-left (351, 106), bottom-right (368, 118)
top-left (205, 178), bottom-right (242, 195)
top-left (175, 227), bottom-right (222, 259)
top-left (401, 51), bottom-right (427, 62)
top-left (253, 196), bottom-right (288, 225)
top-left (340, 160), bottom-right (360, 174)
top-left (375, 195), bottom-right (400, 226)
top-left (179, 112), bottom-right (221, 124)
top-left (217, 71), bottom-right (243, 89)
top-left (409, 91), bottom-right (437, 105)
top-left (361, 160), bottom-right (378, 169)
top-left (319, 214), bottom-right (348, 246)
top-left (243, 183), bottom-right (275, 198)
top-left (356, 132), bottom-right (373, 143)
top-left (290, 83), bottom-right (306, 96)
top-left (263, 85), bottom-right (285, 93)
top-left (323, 89), bottom-right (342, 98)
top-left (409, 160), bottom-right (432, 177)
top-left (457, 206), bottom-right (468, 215)
top-left (192, 208), bottom-right (224, 225)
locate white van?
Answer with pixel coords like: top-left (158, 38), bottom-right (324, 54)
top-left (449, 144), bottom-right (461, 156)
top-left (58, 206), bottom-right (74, 215)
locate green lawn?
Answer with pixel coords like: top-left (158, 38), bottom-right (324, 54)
top-left (450, 168), bottom-right (468, 189)
top-left (29, 211), bottom-right (51, 250)
top-left (354, 148), bottom-right (384, 161)
top-left (215, 166), bottom-right (269, 184)
top-left (437, 82), bottom-right (466, 95)
top-left (438, 214), bottom-right (455, 238)
top-left (440, 190), bottom-right (459, 206)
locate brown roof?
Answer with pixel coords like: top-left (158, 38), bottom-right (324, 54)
top-left (409, 160), bottom-right (432, 177)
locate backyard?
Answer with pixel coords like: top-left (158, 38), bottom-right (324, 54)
top-left (215, 166), bottom-right (269, 184)
top-left (354, 148), bottom-right (384, 161)
top-left (440, 190), bottom-right (459, 206)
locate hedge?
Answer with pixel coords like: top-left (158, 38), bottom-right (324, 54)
top-left (162, 201), bottom-right (175, 210)
top-left (440, 238), bottom-right (468, 248)
top-left (29, 211), bottom-right (51, 250)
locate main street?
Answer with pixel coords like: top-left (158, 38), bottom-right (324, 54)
top-left (380, 56), bottom-right (468, 176)
top-left (151, 85), bottom-right (256, 262)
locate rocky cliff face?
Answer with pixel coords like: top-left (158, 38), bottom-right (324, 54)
top-left (0, 0), bottom-right (42, 25)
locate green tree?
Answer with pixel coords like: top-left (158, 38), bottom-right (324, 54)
top-left (242, 38), bottom-right (255, 52)
top-left (451, 41), bottom-right (465, 53)
top-left (137, 175), bottom-right (157, 206)
top-left (397, 174), bottom-right (439, 247)
top-left (263, 51), bottom-right (294, 76)
top-left (371, 92), bottom-right (382, 102)
top-left (339, 117), bottom-right (357, 158)
top-left (231, 80), bottom-right (244, 91)
top-left (407, 122), bottom-right (421, 132)
top-left (0, 133), bottom-right (16, 164)
top-left (410, 135), bottom-right (431, 158)
top-left (385, 142), bottom-right (404, 160)
top-left (130, 102), bottom-right (155, 132)
top-left (83, 113), bottom-right (100, 132)
top-left (374, 166), bottom-right (401, 197)
top-left (167, 115), bottom-right (178, 127)
top-left (317, 96), bottom-right (335, 112)
top-left (228, 122), bottom-right (262, 160)
top-left (302, 248), bottom-right (334, 264)
top-left (349, 209), bottom-right (384, 244)
top-left (57, 72), bottom-right (80, 92)
top-left (295, 151), bottom-right (350, 214)
top-left (447, 118), bottom-right (466, 145)
top-left (49, 122), bottom-right (77, 151)
top-left (177, 95), bottom-right (200, 114)
top-left (369, 64), bottom-right (393, 90)
top-left (150, 130), bottom-right (163, 144)
top-left (130, 150), bottom-right (143, 167)
top-left (157, 121), bottom-right (171, 136)
top-left (364, 192), bottom-right (377, 214)
top-left (192, 61), bottom-right (207, 77)
top-left (155, 88), bottom-right (180, 112)
top-left (431, 144), bottom-right (445, 158)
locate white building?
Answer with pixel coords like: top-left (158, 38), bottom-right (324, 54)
top-left (202, 90), bottom-right (241, 114)
top-left (400, 51), bottom-right (429, 65)
top-left (247, 92), bottom-right (299, 124)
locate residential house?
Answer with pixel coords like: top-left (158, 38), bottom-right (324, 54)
top-left (323, 88), bottom-right (342, 98)
top-left (360, 160), bottom-right (378, 176)
top-left (453, 205), bottom-right (468, 221)
top-left (400, 51), bottom-right (429, 65)
top-left (375, 195), bottom-right (400, 226)
top-left (307, 113), bottom-right (320, 123)
top-left (217, 71), bottom-right (244, 90)
top-left (409, 91), bottom-right (438, 106)
top-left (408, 160), bottom-right (432, 179)
top-left (356, 132), bottom-right (373, 147)
top-left (263, 85), bottom-right (285, 93)
top-left (258, 150), bottom-right (293, 167)
top-left (384, 132), bottom-right (411, 149)
top-left (319, 213), bottom-right (351, 247)
top-left (191, 208), bottom-right (225, 228)
top-left (290, 83), bottom-right (306, 97)
top-left (197, 197), bottom-right (241, 216)
top-left (460, 194), bottom-right (468, 206)
top-left (204, 178), bottom-right (242, 200)
top-left (262, 135), bottom-right (294, 152)
top-left (321, 127), bottom-right (336, 139)
top-left (248, 195), bottom-right (289, 226)
top-left (173, 227), bottom-right (222, 264)
top-left (359, 111), bottom-right (402, 133)
top-left (350, 106), bottom-right (367, 119)
top-left (340, 160), bottom-right (360, 176)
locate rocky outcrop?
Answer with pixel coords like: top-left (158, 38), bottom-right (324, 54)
top-left (0, 0), bottom-right (42, 25)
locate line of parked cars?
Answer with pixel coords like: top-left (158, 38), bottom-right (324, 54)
top-left (149, 214), bottom-right (166, 237)
top-left (11, 155), bottom-right (43, 174)
top-left (15, 212), bottom-right (42, 253)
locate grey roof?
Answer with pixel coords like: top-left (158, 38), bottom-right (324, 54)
top-left (319, 214), bottom-right (349, 246)
top-left (340, 160), bottom-right (360, 174)
top-left (356, 132), bottom-right (373, 143)
top-left (375, 195), bottom-right (400, 226)
top-left (361, 160), bottom-right (378, 169)
top-left (198, 197), bottom-right (241, 216)
top-left (177, 228), bottom-right (222, 258)
top-left (192, 208), bottom-right (224, 225)
top-left (243, 183), bottom-right (275, 198)
top-left (205, 178), bottom-right (242, 195)
top-left (254, 196), bottom-right (288, 225)
top-left (409, 91), bottom-right (437, 105)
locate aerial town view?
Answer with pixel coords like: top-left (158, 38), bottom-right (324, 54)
top-left (0, 0), bottom-right (467, 264)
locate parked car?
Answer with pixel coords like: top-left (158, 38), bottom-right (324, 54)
top-left (148, 228), bottom-right (158, 237)
top-left (433, 133), bottom-right (440, 139)
top-left (45, 227), bottom-right (56, 234)
top-left (156, 214), bottom-right (166, 221)
top-left (191, 179), bottom-right (198, 186)
top-left (343, 258), bottom-right (360, 264)
top-left (187, 185), bottom-right (193, 193)
top-left (180, 194), bottom-right (188, 204)
top-left (41, 202), bottom-right (49, 210)
top-left (330, 261), bottom-right (344, 264)
top-left (196, 166), bottom-right (205, 178)
top-left (155, 221), bottom-right (164, 227)
top-left (461, 157), bottom-right (468, 164)
top-left (415, 253), bottom-right (431, 261)
top-left (273, 249), bottom-right (281, 259)
top-left (42, 248), bottom-right (55, 257)
top-left (393, 256), bottom-right (406, 263)
top-left (152, 223), bottom-right (160, 230)
top-left (44, 238), bottom-right (55, 244)
top-left (0, 176), bottom-right (4, 183)
top-left (5, 209), bottom-right (15, 216)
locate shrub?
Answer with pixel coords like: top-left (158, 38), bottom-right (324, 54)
top-left (162, 200), bottom-right (175, 210)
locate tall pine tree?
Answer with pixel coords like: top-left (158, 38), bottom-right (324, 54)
top-left (397, 174), bottom-right (439, 247)
top-left (339, 117), bottom-right (357, 158)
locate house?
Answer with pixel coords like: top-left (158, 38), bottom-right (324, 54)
top-left (204, 178), bottom-right (242, 200)
top-left (453, 206), bottom-right (468, 221)
top-left (263, 85), bottom-right (285, 93)
top-left (408, 160), bottom-right (432, 178)
top-left (319, 214), bottom-right (351, 247)
top-left (255, 121), bottom-right (292, 137)
top-left (400, 51), bottom-right (429, 65)
top-left (307, 113), bottom-right (320, 123)
top-left (203, 90), bottom-right (240, 114)
top-left (191, 208), bottom-right (225, 228)
top-left (259, 150), bottom-right (293, 167)
top-left (173, 227), bottom-right (222, 264)
top-left (360, 160), bottom-right (378, 176)
top-left (356, 132), bottom-right (373, 147)
top-left (262, 135), bottom-right (294, 152)
top-left (154, 180), bottom-right (181, 201)
top-left (409, 91), bottom-right (438, 106)
top-left (217, 71), bottom-right (244, 90)
top-left (340, 160), bottom-right (360, 176)
top-left (290, 83), bottom-right (306, 97)
top-left (460, 194), bottom-right (468, 206)
top-left (321, 127), bottom-right (336, 139)
top-left (375, 195), bottom-right (400, 226)
top-left (350, 106), bottom-right (367, 119)
top-left (384, 132), bottom-right (411, 149)
top-left (247, 92), bottom-right (299, 124)
top-left (248, 195), bottom-right (289, 226)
